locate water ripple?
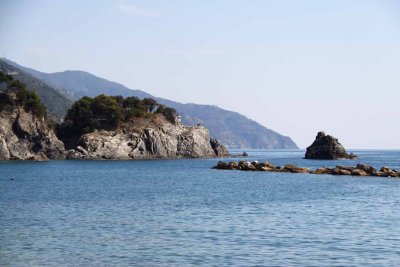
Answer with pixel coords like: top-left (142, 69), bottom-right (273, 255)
top-left (0, 150), bottom-right (400, 266)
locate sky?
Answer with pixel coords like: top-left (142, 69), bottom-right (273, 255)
top-left (1, 0), bottom-right (399, 149)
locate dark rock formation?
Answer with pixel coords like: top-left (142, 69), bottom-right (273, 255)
top-left (210, 138), bottom-right (230, 157)
top-left (213, 161), bottom-right (400, 178)
top-left (305, 132), bottom-right (357, 160)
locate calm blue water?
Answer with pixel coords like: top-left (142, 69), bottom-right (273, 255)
top-left (1, 150), bottom-right (400, 266)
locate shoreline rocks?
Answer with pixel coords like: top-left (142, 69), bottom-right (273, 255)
top-left (213, 161), bottom-right (400, 178)
top-left (66, 125), bottom-right (230, 160)
top-left (305, 132), bottom-right (357, 160)
top-left (0, 108), bottom-right (65, 160)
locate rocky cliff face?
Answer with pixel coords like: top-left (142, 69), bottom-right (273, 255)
top-left (67, 123), bottom-right (230, 160)
top-left (305, 132), bottom-right (357, 160)
top-left (0, 110), bottom-right (229, 161)
top-left (0, 108), bottom-right (65, 160)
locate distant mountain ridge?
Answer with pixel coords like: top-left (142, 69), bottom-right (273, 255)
top-left (15, 66), bottom-right (152, 100)
top-left (2, 59), bottom-right (298, 149)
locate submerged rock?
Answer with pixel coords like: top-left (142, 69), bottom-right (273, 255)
top-left (305, 132), bottom-right (357, 160)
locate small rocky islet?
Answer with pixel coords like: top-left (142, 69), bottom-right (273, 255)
top-left (213, 132), bottom-right (399, 178)
top-left (305, 131), bottom-right (357, 160)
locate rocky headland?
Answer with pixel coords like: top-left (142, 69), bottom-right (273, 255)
top-left (60, 94), bottom-right (230, 160)
top-left (0, 73), bottom-right (229, 161)
top-left (305, 131), bottom-right (357, 160)
top-left (213, 161), bottom-right (400, 178)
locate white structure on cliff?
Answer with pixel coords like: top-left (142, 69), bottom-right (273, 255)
top-left (7, 71), bottom-right (18, 76)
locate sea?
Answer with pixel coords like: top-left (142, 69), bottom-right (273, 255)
top-left (1, 149), bottom-right (399, 266)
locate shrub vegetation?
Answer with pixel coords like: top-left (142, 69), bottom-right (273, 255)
top-left (57, 94), bottom-right (178, 139)
top-left (0, 71), bottom-right (47, 118)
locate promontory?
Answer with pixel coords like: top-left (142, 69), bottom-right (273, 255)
top-left (0, 72), bottom-right (229, 160)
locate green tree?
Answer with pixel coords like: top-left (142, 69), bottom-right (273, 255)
top-left (91, 94), bottom-right (123, 129)
top-left (57, 94), bottom-right (180, 141)
top-left (155, 104), bottom-right (165, 114)
top-left (64, 96), bottom-right (95, 133)
top-left (112, 95), bottom-right (124, 107)
top-left (123, 96), bottom-right (144, 109)
top-left (0, 71), bottom-right (12, 83)
top-left (142, 98), bottom-right (158, 113)
top-left (0, 74), bottom-right (47, 118)
top-left (162, 107), bottom-right (177, 123)
top-left (24, 91), bottom-right (46, 118)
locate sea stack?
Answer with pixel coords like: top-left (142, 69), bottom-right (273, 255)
top-left (305, 131), bottom-right (357, 160)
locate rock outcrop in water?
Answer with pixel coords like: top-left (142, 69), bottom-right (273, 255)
top-left (67, 124), bottom-right (229, 160)
top-left (305, 131), bottom-right (357, 160)
top-left (210, 138), bottom-right (230, 157)
top-left (213, 161), bottom-right (400, 177)
top-left (0, 107), bottom-right (65, 160)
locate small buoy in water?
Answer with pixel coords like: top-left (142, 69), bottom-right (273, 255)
top-left (10, 178), bottom-right (14, 181)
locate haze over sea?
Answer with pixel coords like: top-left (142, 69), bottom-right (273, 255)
top-left (1, 149), bottom-right (399, 266)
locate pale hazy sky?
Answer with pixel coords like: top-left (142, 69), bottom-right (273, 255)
top-left (1, 0), bottom-right (399, 148)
